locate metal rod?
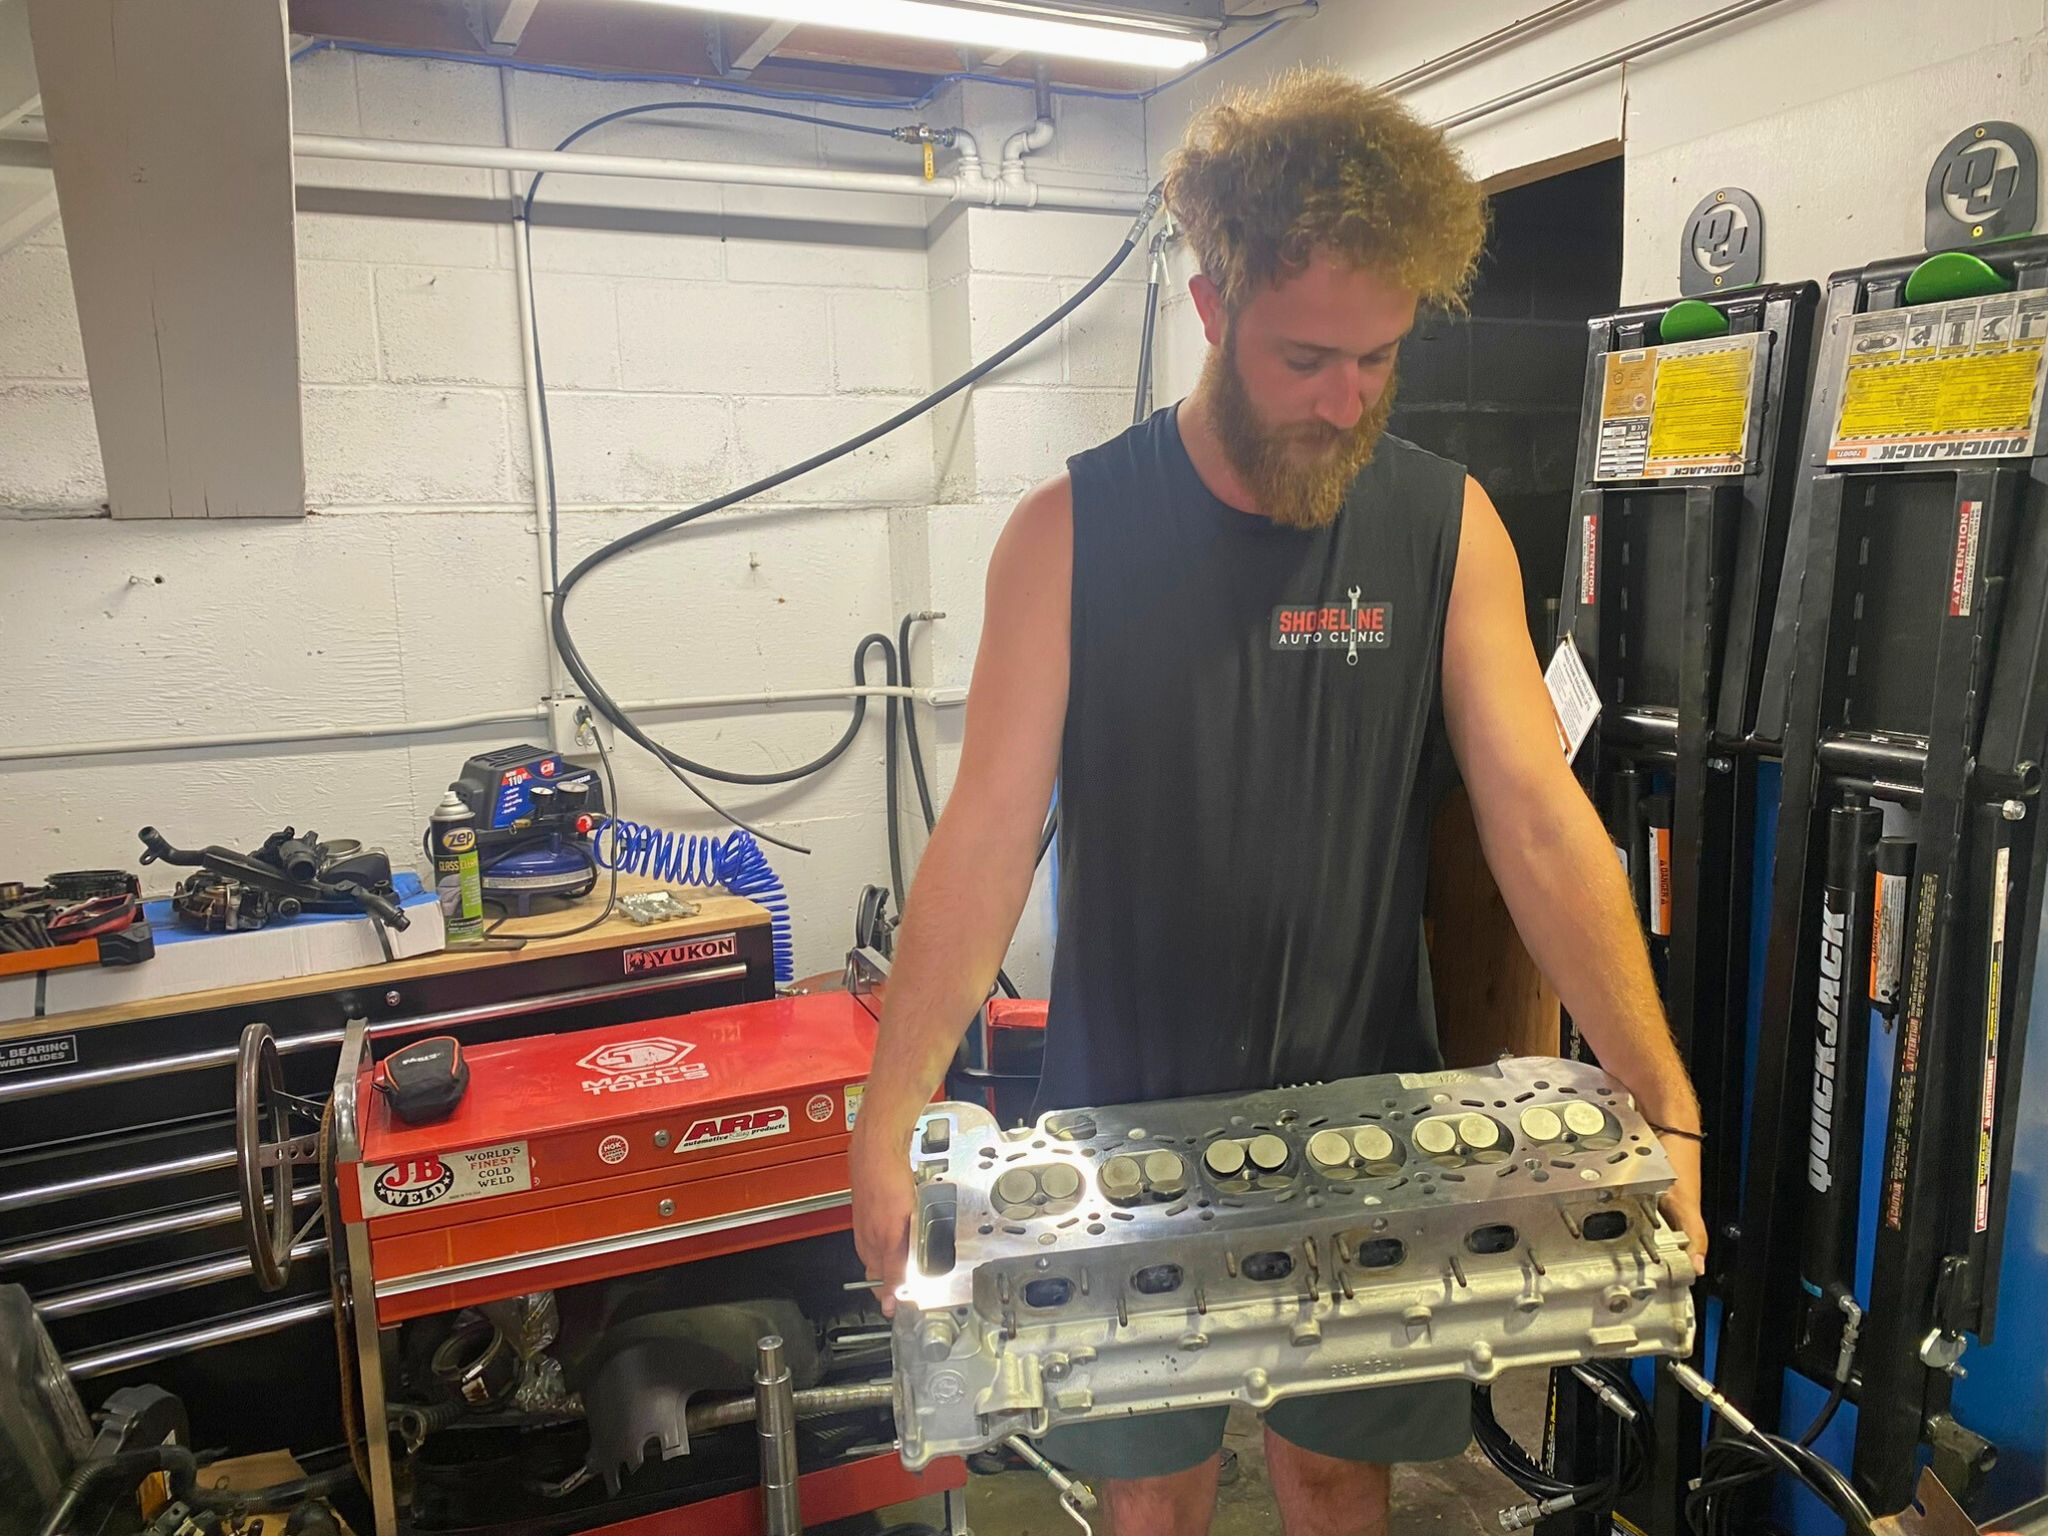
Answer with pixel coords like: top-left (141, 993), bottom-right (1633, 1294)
top-left (0, 1146), bottom-right (237, 1215)
top-left (66, 1296), bottom-right (333, 1378)
top-left (37, 1239), bottom-right (328, 1320)
top-left (2, 962), bottom-right (749, 1106)
top-left (756, 1335), bottom-right (802, 1536)
top-left (0, 1184), bottom-right (318, 1270)
top-left (1377, 0), bottom-right (1611, 94)
top-left (1434, 0), bottom-right (1785, 131)
top-left (686, 1380), bottom-right (894, 1434)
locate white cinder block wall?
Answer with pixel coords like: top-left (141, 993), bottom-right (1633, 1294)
top-left (0, 51), bottom-right (1150, 985)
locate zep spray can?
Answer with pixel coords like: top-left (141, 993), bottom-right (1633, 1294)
top-left (429, 789), bottom-right (486, 944)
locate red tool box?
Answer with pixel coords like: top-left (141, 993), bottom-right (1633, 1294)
top-left (334, 986), bottom-right (965, 1536)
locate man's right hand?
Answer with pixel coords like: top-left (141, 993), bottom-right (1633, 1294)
top-left (849, 1115), bottom-right (915, 1317)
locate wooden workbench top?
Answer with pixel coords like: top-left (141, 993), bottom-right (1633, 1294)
top-left (1, 880), bottom-right (769, 1041)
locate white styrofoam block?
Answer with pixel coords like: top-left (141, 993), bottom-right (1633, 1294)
top-left (832, 290), bottom-right (930, 395)
top-left (528, 223), bottom-right (723, 282)
top-left (616, 282), bottom-right (832, 395)
top-left (966, 205), bottom-right (1145, 281)
top-left (967, 386), bottom-right (1130, 498)
top-left (541, 392), bottom-right (730, 505)
top-left (375, 265), bottom-right (525, 387)
top-left (354, 53), bottom-right (508, 148)
top-left (731, 396), bottom-right (932, 505)
top-left (0, 243), bottom-right (88, 379)
top-left (296, 210), bottom-right (504, 270)
top-left (296, 262), bottom-right (379, 384)
top-left (725, 227), bottom-right (927, 290)
top-left (966, 275), bottom-right (1065, 385)
top-left (532, 272), bottom-right (622, 390)
top-left (0, 384), bottom-right (105, 508)
top-left (288, 49), bottom-right (361, 136)
top-left (1064, 276), bottom-right (1148, 389)
top-left (303, 386), bottom-right (515, 504)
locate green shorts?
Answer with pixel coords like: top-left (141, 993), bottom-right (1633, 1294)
top-left (1034, 1381), bottom-right (1470, 1480)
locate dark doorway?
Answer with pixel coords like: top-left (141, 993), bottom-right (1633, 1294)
top-left (1389, 155), bottom-right (1624, 649)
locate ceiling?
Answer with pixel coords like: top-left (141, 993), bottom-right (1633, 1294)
top-left (286, 0), bottom-right (1253, 100)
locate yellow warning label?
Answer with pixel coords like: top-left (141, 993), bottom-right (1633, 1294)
top-left (1593, 331), bottom-right (1760, 481)
top-left (1648, 343), bottom-right (1754, 462)
top-left (1828, 292), bottom-right (2048, 464)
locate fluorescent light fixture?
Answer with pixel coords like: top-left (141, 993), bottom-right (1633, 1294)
top-left (635, 1), bottom-right (1211, 69)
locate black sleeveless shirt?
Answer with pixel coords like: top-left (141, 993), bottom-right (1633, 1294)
top-left (1035, 405), bottom-right (1467, 1113)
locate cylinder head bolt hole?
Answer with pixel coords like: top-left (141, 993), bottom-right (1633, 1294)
top-left (1241, 1250), bottom-right (1295, 1283)
top-left (1356, 1237), bottom-right (1406, 1269)
top-left (1022, 1277), bottom-right (1073, 1309)
top-left (1130, 1263), bottom-right (1184, 1295)
top-left (1465, 1223), bottom-right (1519, 1255)
top-left (1581, 1209), bottom-right (1630, 1242)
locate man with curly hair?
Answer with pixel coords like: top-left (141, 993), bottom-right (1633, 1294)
top-left (852, 70), bottom-right (1705, 1532)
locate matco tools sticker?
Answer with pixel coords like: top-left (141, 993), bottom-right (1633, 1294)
top-left (674, 1105), bottom-right (789, 1153)
top-left (360, 1143), bottom-right (531, 1214)
top-left (623, 932), bottom-right (737, 977)
top-left (577, 1036), bottom-right (710, 1096)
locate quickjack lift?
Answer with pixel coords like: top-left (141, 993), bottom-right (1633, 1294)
top-left (1546, 276), bottom-right (1820, 1536)
top-left (1720, 232), bottom-right (2048, 1520)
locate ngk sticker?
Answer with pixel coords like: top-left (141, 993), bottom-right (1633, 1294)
top-left (674, 1105), bottom-right (790, 1153)
top-left (597, 1134), bottom-right (629, 1165)
top-left (806, 1093), bottom-right (834, 1123)
top-left (576, 1036), bottom-right (709, 1096)
top-left (360, 1143), bottom-right (531, 1214)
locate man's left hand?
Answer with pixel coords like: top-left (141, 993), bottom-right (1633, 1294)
top-left (1657, 1132), bottom-right (1709, 1265)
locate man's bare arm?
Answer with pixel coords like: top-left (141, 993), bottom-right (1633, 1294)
top-left (849, 476), bottom-right (1072, 1301)
top-left (1440, 478), bottom-right (1707, 1255)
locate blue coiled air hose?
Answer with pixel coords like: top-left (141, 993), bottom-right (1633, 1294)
top-left (591, 819), bottom-right (794, 983)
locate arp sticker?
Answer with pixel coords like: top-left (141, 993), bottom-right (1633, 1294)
top-left (623, 932), bottom-right (738, 977)
top-left (806, 1093), bottom-right (834, 1123)
top-left (360, 1143), bottom-right (531, 1214)
top-left (598, 1134), bottom-right (629, 1165)
top-left (577, 1036), bottom-right (709, 1096)
top-left (675, 1105), bottom-right (790, 1153)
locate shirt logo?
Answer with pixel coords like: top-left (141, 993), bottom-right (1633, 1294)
top-left (1270, 588), bottom-right (1393, 664)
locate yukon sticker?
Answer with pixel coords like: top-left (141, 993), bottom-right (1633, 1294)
top-left (577, 1036), bottom-right (709, 1096)
top-left (360, 1143), bottom-right (531, 1214)
top-left (674, 1105), bottom-right (789, 1153)
top-left (624, 932), bottom-right (738, 977)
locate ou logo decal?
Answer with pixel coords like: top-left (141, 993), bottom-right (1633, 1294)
top-left (1942, 137), bottom-right (2024, 221)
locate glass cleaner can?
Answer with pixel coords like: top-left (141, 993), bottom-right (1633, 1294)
top-left (430, 788), bottom-right (486, 944)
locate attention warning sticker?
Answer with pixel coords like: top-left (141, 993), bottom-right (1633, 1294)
top-left (1594, 332), bottom-right (1762, 481)
top-left (1827, 292), bottom-right (2048, 464)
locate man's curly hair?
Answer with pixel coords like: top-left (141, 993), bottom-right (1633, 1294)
top-left (1162, 69), bottom-right (1486, 314)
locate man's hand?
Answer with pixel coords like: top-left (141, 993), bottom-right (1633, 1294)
top-left (849, 1116), bottom-right (915, 1317)
top-left (1657, 1132), bottom-right (1709, 1265)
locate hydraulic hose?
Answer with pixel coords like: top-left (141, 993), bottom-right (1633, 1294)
top-left (547, 185), bottom-right (1166, 844)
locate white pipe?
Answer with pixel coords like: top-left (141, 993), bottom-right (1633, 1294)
top-left (291, 133), bottom-right (1144, 214)
top-left (0, 687), bottom-right (961, 766)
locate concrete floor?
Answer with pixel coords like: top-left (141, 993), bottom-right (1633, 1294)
top-left (873, 1371), bottom-right (1549, 1536)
